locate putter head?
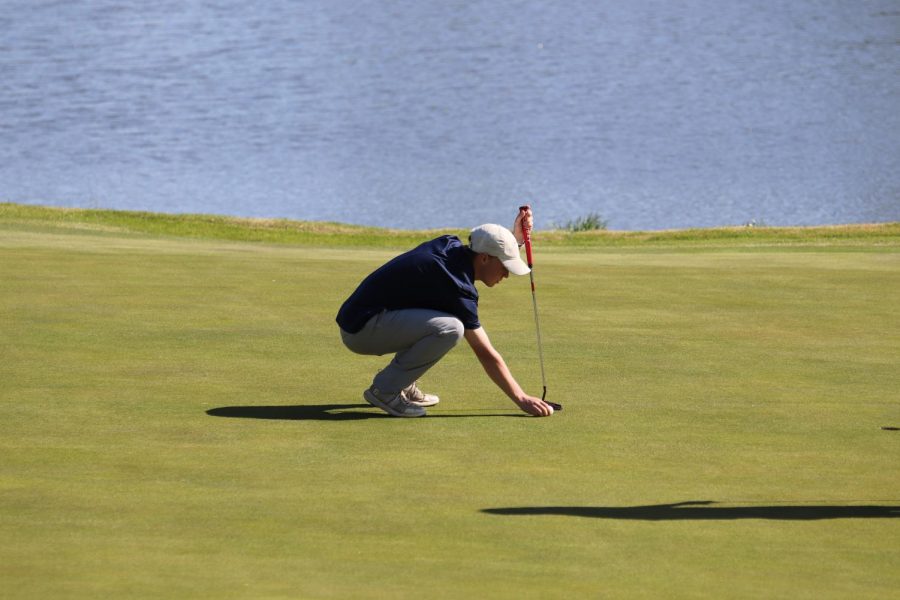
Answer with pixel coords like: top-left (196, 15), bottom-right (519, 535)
top-left (541, 387), bottom-right (562, 410)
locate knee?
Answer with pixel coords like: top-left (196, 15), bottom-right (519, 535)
top-left (436, 317), bottom-right (464, 346)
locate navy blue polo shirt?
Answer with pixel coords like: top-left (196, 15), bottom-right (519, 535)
top-left (336, 235), bottom-right (480, 334)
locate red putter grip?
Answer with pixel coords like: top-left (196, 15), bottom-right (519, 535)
top-left (518, 205), bottom-right (534, 267)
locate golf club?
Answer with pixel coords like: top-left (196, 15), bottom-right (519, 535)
top-left (519, 205), bottom-right (562, 411)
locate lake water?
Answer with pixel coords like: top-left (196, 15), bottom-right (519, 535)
top-left (2, 0), bottom-right (898, 230)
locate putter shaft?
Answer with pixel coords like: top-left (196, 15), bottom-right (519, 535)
top-left (528, 269), bottom-right (548, 398)
top-left (519, 205), bottom-right (561, 411)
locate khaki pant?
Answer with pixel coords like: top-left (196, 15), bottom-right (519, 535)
top-left (340, 309), bottom-right (464, 395)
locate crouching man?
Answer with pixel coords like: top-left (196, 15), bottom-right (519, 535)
top-left (336, 207), bottom-right (554, 418)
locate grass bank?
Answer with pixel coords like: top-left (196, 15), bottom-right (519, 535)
top-left (1, 205), bottom-right (899, 598)
top-left (3, 202), bottom-right (899, 248)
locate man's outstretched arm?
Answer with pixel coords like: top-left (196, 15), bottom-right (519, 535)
top-left (464, 327), bottom-right (553, 417)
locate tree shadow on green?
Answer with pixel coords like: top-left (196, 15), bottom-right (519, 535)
top-left (482, 501), bottom-right (900, 520)
top-left (207, 404), bottom-right (526, 421)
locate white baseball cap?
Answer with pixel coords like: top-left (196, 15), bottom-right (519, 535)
top-left (469, 224), bottom-right (530, 276)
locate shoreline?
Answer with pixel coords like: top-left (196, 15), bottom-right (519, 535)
top-left (2, 202), bottom-right (898, 249)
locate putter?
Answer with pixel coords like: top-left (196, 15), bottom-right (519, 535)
top-left (519, 205), bottom-right (562, 411)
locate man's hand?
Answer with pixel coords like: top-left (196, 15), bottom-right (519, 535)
top-left (513, 206), bottom-right (533, 246)
top-left (464, 327), bottom-right (554, 417)
top-left (514, 394), bottom-right (555, 417)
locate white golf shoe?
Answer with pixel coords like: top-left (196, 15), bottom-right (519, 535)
top-left (363, 386), bottom-right (426, 417)
top-left (403, 381), bottom-right (440, 407)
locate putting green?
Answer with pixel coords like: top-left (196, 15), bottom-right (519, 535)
top-left (1, 221), bottom-right (898, 599)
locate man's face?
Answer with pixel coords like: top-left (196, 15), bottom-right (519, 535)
top-left (481, 255), bottom-right (509, 287)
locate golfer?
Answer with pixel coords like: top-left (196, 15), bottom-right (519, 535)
top-left (336, 207), bottom-right (554, 418)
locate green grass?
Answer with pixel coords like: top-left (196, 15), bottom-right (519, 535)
top-left (2, 205), bottom-right (899, 598)
top-left (3, 202), bottom-right (899, 248)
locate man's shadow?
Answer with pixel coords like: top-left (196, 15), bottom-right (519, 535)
top-left (207, 404), bottom-right (525, 421)
top-left (482, 501), bottom-right (900, 521)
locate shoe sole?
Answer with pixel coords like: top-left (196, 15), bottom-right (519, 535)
top-left (407, 397), bottom-right (439, 407)
top-left (363, 390), bottom-right (426, 417)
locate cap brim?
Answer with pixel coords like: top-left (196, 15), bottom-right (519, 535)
top-left (503, 257), bottom-right (531, 276)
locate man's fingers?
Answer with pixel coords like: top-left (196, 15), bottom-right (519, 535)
top-left (515, 395), bottom-right (554, 417)
top-left (529, 400), bottom-right (553, 417)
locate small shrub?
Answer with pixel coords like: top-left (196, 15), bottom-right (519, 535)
top-left (743, 219), bottom-right (768, 228)
top-left (558, 212), bottom-right (608, 232)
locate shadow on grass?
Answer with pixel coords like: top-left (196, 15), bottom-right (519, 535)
top-left (207, 404), bottom-right (526, 421)
top-left (482, 501), bottom-right (900, 521)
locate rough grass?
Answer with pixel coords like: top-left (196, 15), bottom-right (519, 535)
top-left (3, 202), bottom-right (899, 248)
top-left (1, 207), bottom-right (899, 598)
top-left (0, 202), bottom-right (453, 248)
